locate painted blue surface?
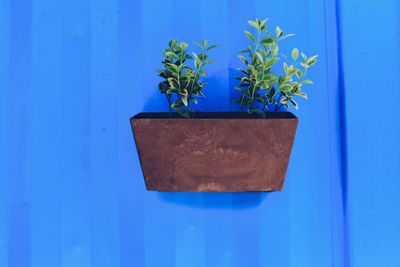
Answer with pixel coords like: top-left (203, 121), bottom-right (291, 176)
top-left (0, 0), bottom-right (399, 266)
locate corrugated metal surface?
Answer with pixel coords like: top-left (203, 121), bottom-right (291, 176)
top-left (0, 0), bottom-right (399, 266)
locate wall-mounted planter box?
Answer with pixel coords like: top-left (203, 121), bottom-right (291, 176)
top-left (130, 112), bottom-right (298, 192)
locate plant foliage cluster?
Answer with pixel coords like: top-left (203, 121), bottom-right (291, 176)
top-left (235, 19), bottom-right (318, 115)
top-left (157, 40), bottom-right (217, 118)
top-left (157, 18), bottom-right (318, 118)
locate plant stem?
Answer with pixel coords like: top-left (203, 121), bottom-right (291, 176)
top-left (189, 63), bottom-right (202, 94)
top-left (240, 95), bottom-right (245, 112)
top-left (166, 94), bottom-right (172, 117)
top-left (250, 85), bottom-right (256, 111)
top-left (187, 100), bottom-right (192, 118)
top-left (249, 29), bottom-right (261, 112)
top-left (253, 30), bottom-right (261, 59)
top-left (275, 95), bottom-right (283, 112)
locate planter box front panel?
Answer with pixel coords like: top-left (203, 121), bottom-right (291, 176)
top-left (131, 113), bottom-right (298, 192)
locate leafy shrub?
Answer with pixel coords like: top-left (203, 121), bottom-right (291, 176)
top-left (157, 40), bottom-right (217, 118)
top-left (235, 18), bottom-right (318, 115)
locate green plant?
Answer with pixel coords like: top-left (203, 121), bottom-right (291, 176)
top-left (157, 40), bottom-right (217, 118)
top-left (235, 18), bottom-right (318, 115)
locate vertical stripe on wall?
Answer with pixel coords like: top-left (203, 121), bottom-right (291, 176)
top-left (323, 0), bottom-right (346, 265)
top-left (140, 2), bottom-right (175, 266)
top-left (31, 0), bottom-right (62, 266)
top-left (342, 0), bottom-right (400, 266)
top-left (204, 194), bottom-right (234, 267)
top-left (59, 0), bottom-right (92, 266)
top-left (174, 194), bottom-right (205, 267)
top-left (0, 0), bottom-right (10, 265)
top-left (7, 0), bottom-right (33, 266)
top-left (117, 0), bottom-right (145, 265)
top-left (90, 0), bottom-right (120, 266)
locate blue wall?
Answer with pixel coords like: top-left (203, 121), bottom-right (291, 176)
top-left (1, 0), bottom-right (399, 266)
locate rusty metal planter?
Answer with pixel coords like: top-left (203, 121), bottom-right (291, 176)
top-left (130, 112), bottom-right (298, 192)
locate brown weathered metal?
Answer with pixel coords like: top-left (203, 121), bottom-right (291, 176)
top-left (130, 112), bottom-right (298, 192)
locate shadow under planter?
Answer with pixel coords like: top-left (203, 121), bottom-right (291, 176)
top-left (130, 112), bottom-right (298, 192)
top-left (158, 192), bottom-right (269, 209)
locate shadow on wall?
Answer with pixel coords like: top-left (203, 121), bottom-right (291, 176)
top-left (158, 192), bottom-right (269, 210)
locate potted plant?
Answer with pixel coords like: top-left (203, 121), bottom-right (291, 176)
top-left (131, 19), bottom-right (318, 192)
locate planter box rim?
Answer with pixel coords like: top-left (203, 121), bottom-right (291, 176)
top-left (131, 111), bottom-right (297, 120)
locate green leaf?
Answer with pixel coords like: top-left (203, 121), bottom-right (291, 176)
top-left (279, 33), bottom-right (294, 40)
top-left (294, 92), bottom-right (308, 99)
top-left (192, 52), bottom-right (201, 69)
top-left (238, 55), bottom-right (248, 65)
top-left (179, 42), bottom-right (188, 50)
top-left (244, 31), bottom-right (255, 42)
top-left (307, 55), bottom-right (318, 67)
top-left (308, 55), bottom-right (318, 62)
top-left (286, 65), bottom-right (296, 77)
top-left (295, 69), bottom-right (303, 79)
top-left (280, 84), bottom-right (291, 92)
top-left (169, 40), bottom-right (178, 50)
top-left (276, 26), bottom-right (283, 37)
top-left (260, 36), bottom-right (274, 46)
top-left (255, 52), bottom-right (263, 63)
top-left (192, 98), bottom-right (198, 104)
top-left (248, 65), bottom-right (258, 76)
top-left (248, 20), bottom-right (259, 30)
top-left (202, 40), bottom-right (208, 47)
top-left (198, 53), bottom-right (207, 61)
top-left (280, 97), bottom-right (288, 105)
top-left (182, 95), bottom-right (188, 106)
top-left (278, 76), bottom-right (285, 85)
top-left (260, 18), bottom-right (268, 31)
top-left (303, 79), bottom-right (313, 84)
top-left (265, 57), bottom-right (279, 68)
top-left (166, 63), bottom-right (179, 74)
top-left (192, 52), bottom-right (199, 61)
top-left (300, 62), bottom-right (309, 68)
top-left (206, 44), bottom-right (218, 51)
top-left (289, 99), bottom-right (298, 109)
top-left (259, 50), bottom-right (267, 57)
top-left (181, 88), bottom-right (188, 96)
top-left (164, 51), bottom-right (178, 59)
top-left (292, 48), bottom-right (299, 60)
top-left (284, 62), bottom-right (288, 73)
